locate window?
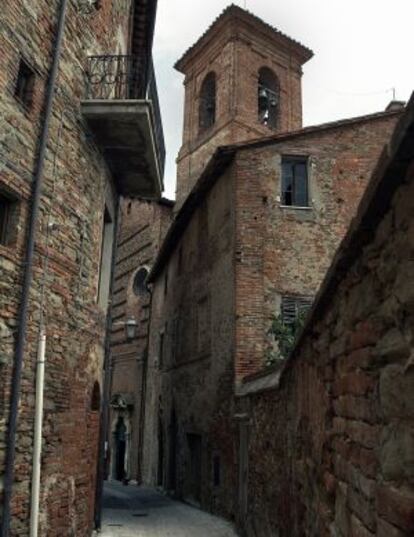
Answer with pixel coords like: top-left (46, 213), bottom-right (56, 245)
top-left (199, 72), bottom-right (216, 133)
top-left (281, 157), bottom-right (309, 207)
top-left (158, 330), bottom-right (165, 369)
top-left (133, 267), bottom-right (149, 296)
top-left (97, 206), bottom-right (114, 309)
top-left (258, 67), bottom-right (279, 129)
top-left (281, 296), bottom-right (313, 325)
top-left (91, 381), bottom-right (101, 411)
top-left (0, 192), bottom-right (17, 247)
top-left (14, 59), bottom-right (35, 109)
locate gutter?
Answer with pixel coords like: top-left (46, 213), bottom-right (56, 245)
top-left (1, 1), bottom-right (69, 535)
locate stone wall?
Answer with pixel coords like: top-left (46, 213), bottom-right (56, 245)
top-left (240, 106), bottom-right (414, 537)
top-left (143, 165), bottom-right (237, 518)
top-left (0, 1), bottom-right (134, 535)
top-left (109, 197), bottom-right (173, 482)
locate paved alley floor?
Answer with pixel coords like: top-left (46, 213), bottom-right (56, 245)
top-left (100, 481), bottom-right (239, 537)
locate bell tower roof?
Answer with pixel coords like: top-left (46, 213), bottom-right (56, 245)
top-left (175, 4), bottom-right (313, 74)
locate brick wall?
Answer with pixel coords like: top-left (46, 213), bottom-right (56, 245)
top-left (175, 6), bottom-right (310, 209)
top-left (0, 1), bottom-right (134, 535)
top-left (143, 165), bottom-right (237, 518)
top-left (234, 112), bottom-right (401, 383)
top-left (109, 198), bottom-right (173, 482)
top-left (240, 107), bottom-right (414, 537)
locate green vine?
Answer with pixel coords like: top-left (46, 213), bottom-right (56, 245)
top-left (266, 309), bottom-right (308, 365)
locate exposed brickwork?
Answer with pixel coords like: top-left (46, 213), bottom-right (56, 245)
top-left (175, 6), bottom-right (312, 209)
top-left (241, 109), bottom-right (414, 536)
top-left (108, 197), bottom-right (173, 482)
top-left (0, 1), bottom-right (139, 535)
top-left (234, 112), bottom-right (401, 383)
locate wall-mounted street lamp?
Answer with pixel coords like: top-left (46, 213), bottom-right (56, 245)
top-left (77, 0), bottom-right (101, 15)
top-left (113, 317), bottom-right (138, 341)
top-left (124, 317), bottom-right (138, 341)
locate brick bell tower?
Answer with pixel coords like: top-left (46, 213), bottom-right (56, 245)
top-left (174, 4), bottom-right (313, 208)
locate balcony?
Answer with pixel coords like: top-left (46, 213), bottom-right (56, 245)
top-left (81, 55), bottom-right (165, 198)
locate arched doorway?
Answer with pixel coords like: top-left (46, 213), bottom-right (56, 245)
top-left (114, 417), bottom-right (127, 481)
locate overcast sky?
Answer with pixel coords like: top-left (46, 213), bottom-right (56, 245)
top-left (152, 0), bottom-right (414, 199)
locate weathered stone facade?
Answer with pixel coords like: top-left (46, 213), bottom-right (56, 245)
top-left (174, 5), bottom-right (313, 209)
top-left (108, 197), bottom-right (173, 483)
top-left (240, 96), bottom-right (414, 537)
top-left (0, 1), bottom-right (162, 535)
top-left (142, 109), bottom-right (400, 520)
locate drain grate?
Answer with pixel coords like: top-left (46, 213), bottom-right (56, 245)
top-left (108, 524), bottom-right (123, 527)
top-left (132, 512), bottom-right (148, 517)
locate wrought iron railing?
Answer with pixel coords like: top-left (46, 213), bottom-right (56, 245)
top-left (85, 54), bottom-right (165, 181)
top-left (147, 62), bottom-right (166, 180)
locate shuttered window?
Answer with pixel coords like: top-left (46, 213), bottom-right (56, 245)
top-left (281, 296), bottom-right (313, 325)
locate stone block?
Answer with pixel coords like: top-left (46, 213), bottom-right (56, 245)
top-left (379, 364), bottom-right (414, 418)
top-left (377, 485), bottom-right (414, 532)
top-left (379, 422), bottom-right (414, 482)
top-left (375, 328), bottom-right (411, 362)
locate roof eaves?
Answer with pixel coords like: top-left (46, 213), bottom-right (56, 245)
top-left (227, 108), bottom-right (405, 153)
top-left (175, 4), bottom-right (313, 73)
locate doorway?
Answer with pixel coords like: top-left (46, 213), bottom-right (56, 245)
top-left (114, 417), bottom-right (127, 481)
top-left (168, 408), bottom-right (178, 492)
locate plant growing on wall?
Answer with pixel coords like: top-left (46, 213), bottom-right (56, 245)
top-left (266, 309), bottom-right (308, 365)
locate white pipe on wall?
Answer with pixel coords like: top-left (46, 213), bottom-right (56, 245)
top-left (29, 329), bottom-right (46, 537)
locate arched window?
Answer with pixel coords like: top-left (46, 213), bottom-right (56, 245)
top-left (258, 67), bottom-right (279, 130)
top-left (199, 72), bottom-right (216, 133)
top-left (133, 266), bottom-right (149, 296)
top-left (91, 381), bottom-right (101, 411)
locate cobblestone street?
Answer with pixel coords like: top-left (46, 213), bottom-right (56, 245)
top-left (100, 481), bottom-right (239, 537)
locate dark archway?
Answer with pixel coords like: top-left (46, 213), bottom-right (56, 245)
top-left (114, 417), bottom-right (127, 481)
top-left (258, 67), bottom-right (279, 129)
top-left (91, 381), bottom-right (101, 411)
top-left (199, 72), bottom-right (216, 133)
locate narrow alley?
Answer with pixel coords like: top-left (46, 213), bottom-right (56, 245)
top-left (100, 482), bottom-right (239, 537)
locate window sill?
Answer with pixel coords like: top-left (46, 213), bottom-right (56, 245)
top-left (279, 205), bottom-right (312, 211)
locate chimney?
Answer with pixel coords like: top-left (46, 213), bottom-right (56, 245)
top-left (385, 100), bottom-right (405, 112)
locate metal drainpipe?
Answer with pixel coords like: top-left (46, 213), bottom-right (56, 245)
top-left (0, 1), bottom-right (68, 536)
top-left (94, 199), bottom-right (121, 531)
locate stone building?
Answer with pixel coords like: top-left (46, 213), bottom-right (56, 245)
top-left (0, 0), bottom-right (164, 535)
top-left (140, 3), bottom-right (403, 525)
top-left (239, 94), bottom-right (414, 537)
top-left (108, 197), bottom-right (173, 484)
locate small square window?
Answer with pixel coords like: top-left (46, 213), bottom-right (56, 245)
top-left (281, 157), bottom-right (309, 207)
top-left (0, 193), bottom-right (18, 247)
top-left (14, 59), bottom-right (35, 109)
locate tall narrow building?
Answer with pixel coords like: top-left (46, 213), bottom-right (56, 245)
top-left (175, 4), bottom-right (313, 208)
